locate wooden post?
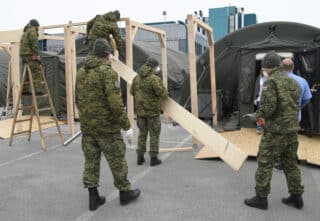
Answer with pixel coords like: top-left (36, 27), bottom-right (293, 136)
top-left (187, 15), bottom-right (199, 146)
top-left (5, 60), bottom-right (12, 114)
top-left (207, 30), bottom-right (217, 126)
top-left (187, 14), bottom-right (218, 141)
top-left (71, 32), bottom-right (79, 119)
top-left (125, 19), bottom-right (136, 128)
top-left (64, 25), bottom-right (75, 135)
top-left (10, 42), bottom-right (21, 118)
top-left (159, 33), bottom-right (169, 123)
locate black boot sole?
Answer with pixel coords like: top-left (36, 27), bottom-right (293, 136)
top-left (244, 199), bottom-right (268, 210)
top-left (282, 200), bottom-right (303, 209)
top-left (89, 196), bottom-right (106, 211)
top-left (137, 159), bottom-right (145, 165)
top-left (120, 191), bottom-right (141, 205)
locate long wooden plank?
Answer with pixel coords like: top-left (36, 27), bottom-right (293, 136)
top-left (0, 116), bottom-right (64, 139)
top-left (10, 43), bottom-right (21, 118)
top-left (159, 147), bottom-right (193, 153)
top-left (207, 32), bottom-right (218, 126)
top-left (187, 15), bottom-right (199, 146)
top-left (111, 59), bottom-right (248, 171)
top-left (64, 26), bottom-right (75, 135)
top-left (125, 19), bottom-right (135, 128)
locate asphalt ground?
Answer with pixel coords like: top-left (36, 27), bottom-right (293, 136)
top-left (0, 122), bottom-right (319, 221)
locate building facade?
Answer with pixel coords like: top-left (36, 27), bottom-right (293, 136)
top-left (208, 6), bottom-right (257, 41)
top-left (134, 21), bottom-right (209, 56)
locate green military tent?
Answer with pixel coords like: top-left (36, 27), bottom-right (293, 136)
top-left (192, 21), bottom-right (320, 135)
top-left (0, 37), bottom-right (190, 119)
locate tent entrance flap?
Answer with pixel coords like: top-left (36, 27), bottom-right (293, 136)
top-left (239, 51), bottom-right (256, 127)
top-left (295, 48), bottom-right (320, 135)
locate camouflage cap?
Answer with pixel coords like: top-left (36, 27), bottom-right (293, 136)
top-left (145, 57), bottom-right (159, 68)
top-left (29, 19), bottom-right (40, 27)
top-left (93, 38), bottom-right (114, 58)
top-left (262, 51), bottom-right (281, 68)
top-left (113, 10), bottom-right (121, 20)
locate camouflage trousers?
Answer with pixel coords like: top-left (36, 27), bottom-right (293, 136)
top-left (21, 56), bottom-right (45, 93)
top-left (255, 132), bottom-right (304, 197)
top-left (81, 132), bottom-right (131, 191)
top-left (137, 115), bottom-right (161, 157)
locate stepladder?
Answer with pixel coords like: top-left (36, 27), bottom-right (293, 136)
top-left (9, 63), bottom-right (64, 151)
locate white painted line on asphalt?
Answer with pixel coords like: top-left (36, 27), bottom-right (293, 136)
top-left (0, 143), bottom-right (62, 168)
top-left (74, 135), bottom-right (192, 221)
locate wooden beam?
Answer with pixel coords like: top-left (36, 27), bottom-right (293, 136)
top-left (207, 30), bottom-right (217, 125)
top-left (70, 27), bottom-right (86, 35)
top-left (0, 44), bottom-right (12, 57)
top-left (5, 61), bottom-right (12, 115)
top-left (10, 42), bottom-right (21, 117)
top-left (130, 21), bottom-right (166, 36)
top-left (187, 15), bottom-right (199, 146)
top-left (131, 25), bottom-right (139, 39)
top-left (64, 25), bottom-right (75, 135)
top-left (190, 15), bottom-right (213, 33)
top-left (125, 19), bottom-right (135, 129)
top-left (159, 33), bottom-right (169, 122)
top-left (71, 32), bottom-right (79, 119)
top-left (187, 14), bottom-right (218, 127)
top-left (159, 147), bottom-right (193, 153)
top-left (41, 22), bottom-right (87, 30)
top-left (111, 59), bottom-right (248, 171)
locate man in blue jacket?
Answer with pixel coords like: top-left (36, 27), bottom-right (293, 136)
top-left (282, 58), bottom-right (312, 122)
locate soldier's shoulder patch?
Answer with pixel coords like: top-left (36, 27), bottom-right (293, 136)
top-left (114, 81), bottom-right (120, 89)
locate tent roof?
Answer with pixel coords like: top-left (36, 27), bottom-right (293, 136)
top-left (215, 21), bottom-right (320, 55)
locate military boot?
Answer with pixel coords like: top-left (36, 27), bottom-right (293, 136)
top-left (150, 157), bottom-right (161, 166)
top-left (120, 189), bottom-right (141, 205)
top-left (282, 194), bottom-right (304, 209)
top-left (88, 187), bottom-right (106, 211)
top-left (137, 155), bottom-right (145, 165)
top-left (244, 196), bottom-right (268, 210)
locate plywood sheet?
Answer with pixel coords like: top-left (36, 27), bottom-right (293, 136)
top-left (195, 128), bottom-right (320, 166)
top-left (194, 146), bottom-right (219, 159)
top-left (0, 116), bottom-right (64, 139)
top-left (159, 147), bottom-right (193, 153)
top-left (301, 135), bottom-right (320, 166)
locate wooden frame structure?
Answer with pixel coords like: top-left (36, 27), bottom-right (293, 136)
top-left (0, 19), bottom-right (167, 136)
top-left (121, 17), bottom-right (168, 127)
top-left (38, 22), bottom-right (86, 135)
top-left (187, 15), bottom-right (217, 145)
top-left (0, 18), bottom-right (249, 171)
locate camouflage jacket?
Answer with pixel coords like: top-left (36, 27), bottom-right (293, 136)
top-left (19, 25), bottom-right (39, 57)
top-left (87, 12), bottom-right (121, 52)
top-left (75, 55), bottom-right (130, 136)
top-left (257, 67), bottom-right (301, 134)
top-left (130, 65), bottom-right (168, 117)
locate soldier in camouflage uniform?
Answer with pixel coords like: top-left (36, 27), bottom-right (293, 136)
top-left (244, 51), bottom-right (304, 210)
top-left (20, 19), bottom-right (45, 95)
top-left (86, 10), bottom-right (121, 53)
top-left (75, 39), bottom-right (140, 211)
top-left (130, 57), bottom-right (168, 166)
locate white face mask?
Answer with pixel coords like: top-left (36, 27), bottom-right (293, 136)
top-left (262, 71), bottom-right (269, 78)
top-left (156, 66), bottom-right (161, 73)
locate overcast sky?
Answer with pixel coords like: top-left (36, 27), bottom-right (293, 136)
top-left (1, 0), bottom-right (319, 30)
